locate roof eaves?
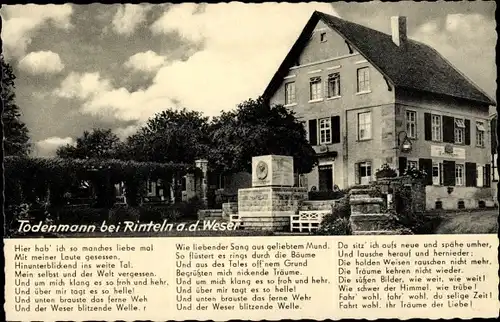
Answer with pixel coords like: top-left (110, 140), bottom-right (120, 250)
top-left (420, 41), bottom-right (496, 106)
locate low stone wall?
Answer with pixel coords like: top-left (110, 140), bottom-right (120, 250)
top-left (349, 190), bottom-right (396, 235)
top-left (425, 186), bottom-right (496, 210)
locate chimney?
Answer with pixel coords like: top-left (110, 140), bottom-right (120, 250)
top-left (391, 16), bottom-right (407, 47)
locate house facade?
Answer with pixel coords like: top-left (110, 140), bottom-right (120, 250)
top-left (262, 12), bottom-right (496, 209)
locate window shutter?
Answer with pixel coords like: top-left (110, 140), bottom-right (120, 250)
top-left (308, 119), bottom-right (317, 145)
top-left (424, 113), bottom-right (432, 141)
top-left (464, 119), bottom-right (471, 145)
top-left (439, 163), bottom-right (444, 185)
top-left (442, 160), bottom-right (456, 186)
top-left (331, 116), bottom-right (340, 144)
top-left (443, 116), bottom-right (455, 143)
top-left (399, 157), bottom-right (407, 176)
top-left (418, 158), bottom-right (433, 185)
top-left (355, 163), bottom-right (360, 185)
top-left (484, 164), bottom-right (491, 187)
top-left (465, 162), bottom-right (476, 187)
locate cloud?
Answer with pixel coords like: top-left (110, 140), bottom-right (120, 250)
top-left (1, 4), bottom-right (73, 58)
top-left (112, 4), bottom-right (151, 36)
top-left (18, 51), bottom-right (65, 74)
top-left (113, 125), bottom-right (141, 140)
top-left (35, 136), bottom-right (75, 156)
top-left (124, 50), bottom-right (166, 73)
top-left (74, 3), bottom-right (339, 122)
top-left (412, 13), bottom-right (497, 99)
top-left (53, 72), bottom-right (112, 100)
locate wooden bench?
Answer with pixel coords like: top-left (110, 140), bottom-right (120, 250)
top-left (290, 210), bottom-right (330, 233)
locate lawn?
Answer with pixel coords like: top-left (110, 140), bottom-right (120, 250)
top-left (433, 210), bottom-right (498, 234)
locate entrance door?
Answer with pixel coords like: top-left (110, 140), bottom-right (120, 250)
top-left (318, 165), bottom-right (333, 191)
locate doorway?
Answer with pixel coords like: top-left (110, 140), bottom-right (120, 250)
top-left (318, 164), bottom-right (333, 191)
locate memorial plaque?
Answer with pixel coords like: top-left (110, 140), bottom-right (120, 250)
top-left (251, 155), bottom-right (294, 187)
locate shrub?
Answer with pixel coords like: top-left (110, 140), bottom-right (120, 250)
top-left (386, 187), bottom-right (442, 234)
top-left (375, 164), bottom-right (397, 179)
top-left (108, 205), bottom-right (140, 225)
top-left (316, 217), bottom-right (352, 235)
top-left (55, 207), bottom-right (109, 225)
top-left (315, 197), bottom-right (352, 235)
top-left (402, 167), bottom-right (427, 180)
top-left (308, 190), bottom-right (345, 201)
top-left (139, 205), bottom-right (182, 222)
top-left (177, 196), bottom-right (205, 219)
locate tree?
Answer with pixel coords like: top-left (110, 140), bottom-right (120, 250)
top-left (56, 128), bottom-right (121, 159)
top-left (208, 97), bottom-right (317, 174)
top-left (1, 55), bottom-right (31, 156)
top-left (124, 108), bottom-right (210, 164)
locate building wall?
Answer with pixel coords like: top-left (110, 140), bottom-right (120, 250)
top-left (425, 186), bottom-right (496, 210)
top-left (395, 89), bottom-right (491, 166)
top-left (395, 89), bottom-right (494, 208)
top-left (269, 20), bottom-right (395, 190)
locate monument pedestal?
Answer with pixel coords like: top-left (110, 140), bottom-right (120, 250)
top-left (238, 187), bottom-right (308, 230)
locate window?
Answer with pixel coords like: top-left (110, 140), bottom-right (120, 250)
top-left (357, 67), bottom-right (370, 92)
top-left (455, 164), bottom-right (464, 186)
top-left (309, 77), bottom-right (322, 101)
top-left (476, 121), bottom-right (485, 147)
top-left (319, 118), bottom-right (332, 144)
top-left (406, 111), bottom-right (417, 138)
top-left (408, 160), bottom-right (418, 170)
top-left (432, 162), bottom-right (442, 186)
top-left (147, 180), bottom-right (157, 196)
top-left (358, 162), bottom-right (372, 185)
top-left (431, 114), bottom-right (442, 141)
top-left (327, 73), bottom-right (340, 98)
top-left (358, 112), bottom-right (372, 140)
top-left (320, 32), bottom-right (327, 42)
top-left (477, 165), bottom-right (484, 187)
top-left (285, 82), bottom-right (296, 105)
top-left (454, 118), bottom-right (465, 144)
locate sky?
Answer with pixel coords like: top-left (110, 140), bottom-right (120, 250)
top-left (1, 2), bottom-right (497, 156)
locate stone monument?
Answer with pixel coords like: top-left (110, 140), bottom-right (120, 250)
top-left (238, 155), bottom-right (308, 230)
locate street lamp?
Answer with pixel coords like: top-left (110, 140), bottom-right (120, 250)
top-left (397, 131), bottom-right (412, 153)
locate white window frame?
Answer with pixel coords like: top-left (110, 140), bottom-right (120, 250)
top-left (319, 118), bottom-right (332, 145)
top-left (358, 111), bottom-right (372, 140)
top-left (431, 114), bottom-right (442, 142)
top-left (454, 118), bottom-right (465, 144)
top-left (455, 164), bottom-right (464, 186)
top-left (359, 162), bottom-right (372, 185)
top-left (432, 161), bottom-right (442, 186)
top-left (406, 110), bottom-right (417, 138)
top-left (356, 67), bottom-right (370, 93)
top-left (477, 165), bottom-right (484, 187)
top-left (407, 160), bottom-right (418, 170)
top-left (284, 82), bottom-right (296, 106)
top-left (309, 77), bottom-right (322, 101)
top-left (476, 121), bottom-right (485, 147)
top-left (327, 73), bottom-right (340, 98)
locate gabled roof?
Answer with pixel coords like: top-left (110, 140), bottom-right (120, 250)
top-left (263, 11), bottom-right (496, 106)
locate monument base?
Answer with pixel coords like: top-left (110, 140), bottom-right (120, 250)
top-left (237, 187), bottom-right (308, 230)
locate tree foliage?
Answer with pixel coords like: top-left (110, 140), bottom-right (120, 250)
top-left (4, 155), bottom-right (191, 208)
top-left (1, 55), bottom-right (31, 156)
top-left (56, 128), bottom-right (121, 159)
top-left (124, 108), bottom-right (210, 164)
top-left (208, 97), bottom-right (317, 174)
